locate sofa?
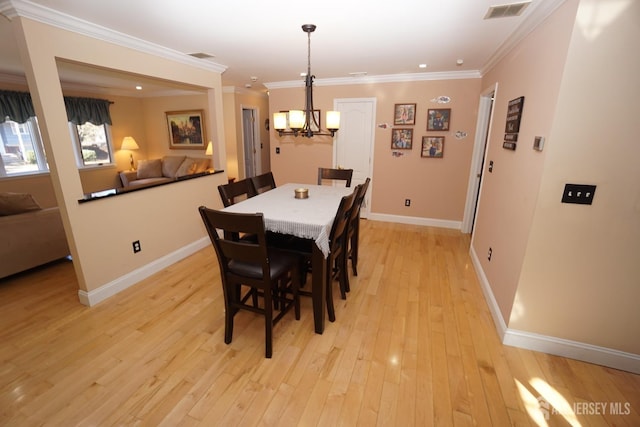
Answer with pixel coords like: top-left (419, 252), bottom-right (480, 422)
top-left (0, 192), bottom-right (70, 279)
top-left (119, 155), bottom-right (212, 188)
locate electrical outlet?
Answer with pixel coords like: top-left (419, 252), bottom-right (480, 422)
top-left (132, 240), bottom-right (141, 253)
top-left (405, 199), bottom-right (411, 207)
top-left (562, 184), bottom-right (596, 205)
top-left (488, 247), bottom-right (492, 261)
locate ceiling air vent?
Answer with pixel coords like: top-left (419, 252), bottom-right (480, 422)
top-left (188, 52), bottom-right (215, 59)
top-left (484, 1), bottom-right (531, 19)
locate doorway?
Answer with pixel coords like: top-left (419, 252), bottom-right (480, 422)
top-left (461, 84), bottom-right (497, 234)
top-left (241, 107), bottom-right (261, 178)
top-left (334, 98), bottom-right (376, 218)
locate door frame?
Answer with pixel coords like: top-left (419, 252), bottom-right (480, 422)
top-left (462, 83), bottom-right (498, 234)
top-left (241, 106), bottom-right (261, 178)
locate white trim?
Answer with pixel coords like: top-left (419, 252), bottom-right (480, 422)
top-left (0, 0), bottom-right (226, 74)
top-left (504, 330), bottom-right (640, 375)
top-left (481, 0), bottom-right (568, 75)
top-left (368, 213), bottom-right (461, 230)
top-left (78, 237), bottom-right (210, 307)
top-left (469, 245), bottom-right (640, 374)
top-left (265, 70), bottom-right (481, 90)
top-left (469, 245), bottom-right (508, 338)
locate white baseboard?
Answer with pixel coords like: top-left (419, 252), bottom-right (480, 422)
top-left (469, 246), bottom-right (640, 374)
top-left (78, 237), bottom-right (210, 307)
top-left (368, 213), bottom-right (461, 230)
top-left (469, 246), bottom-right (509, 339)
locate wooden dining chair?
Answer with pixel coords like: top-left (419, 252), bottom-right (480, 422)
top-left (198, 207), bottom-right (301, 358)
top-left (277, 189), bottom-right (357, 321)
top-left (317, 167), bottom-right (353, 187)
top-left (249, 172), bottom-right (277, 196)
top-left (347, 177), bottom-right (371, 281)
top-left (217, 178), bottom-right (253, 207)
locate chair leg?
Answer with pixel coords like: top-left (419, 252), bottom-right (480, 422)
top-left (350, 233), bottom-right (359, 276)
top-left (325, 257), bottom-right (336, 322)
top-left (265, 294), bottom-right (273, 358)
top-left (224, 306), bottom-right (234, 345)
top-left (339, 250), bottom-right (349, 299)
top-left (293, 265), bottom-right (301, 320)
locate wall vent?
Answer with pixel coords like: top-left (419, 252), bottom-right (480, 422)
top-left (484, 1), bottom-right (531, 19)
top-left (188, 52), bottom-right (215, 59)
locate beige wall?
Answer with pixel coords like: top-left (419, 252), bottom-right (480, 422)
top-left (473, 0), bottom-right (578, 321)
top-left (268, 78), bottom-right (481, 221)
top-left (474, 0), bottom-right (640, 359)
top-left (11, 16), bottom-right (226, 296)
top-left (222, 87), bottom-right (270, 181)
top-left (513, 0), bottom-right (640, 354)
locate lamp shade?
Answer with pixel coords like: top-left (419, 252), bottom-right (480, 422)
top-left (288, 110), bottom-right (305, 130)
top-left (121, 136), bottom-right (139, 151)
top-left (273, 112), bottom-right (287, 130)
top-left (326, 111), bottom-right (340, 130)
top-left (205, 141), bottom-right (213, 155)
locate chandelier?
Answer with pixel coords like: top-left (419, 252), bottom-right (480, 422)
top-left (273, 24), bottom-right (340, 138)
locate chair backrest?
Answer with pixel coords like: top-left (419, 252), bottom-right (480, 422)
top-left (218, 178), bottom-right (253, 207)
top-left (328, 190), bottom-right (358, 251)
top-left (350, 178), bottom-right (370, 221)
top-left (249, 172), bottom-right (277, 196)
top-left (318, 167), bottom-right (353, 187)
top-left (198, 207), bottom-right (269, 282)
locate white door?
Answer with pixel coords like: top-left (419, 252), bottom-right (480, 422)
top-left (334, 98), bottom-right (376, 218)
top-left (462, 84), bottom-right (497, 234)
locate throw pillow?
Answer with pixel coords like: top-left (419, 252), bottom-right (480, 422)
top-left (193, 157), bottom-right (212, 173)
top-left (0, 192), bottom-right (42, 216)
top-left (175, 158), bottom-right (197, 177)
top-left (162, 155), bottom-right (186, 178)
top-left (137, 159), bottom-right (163, 179)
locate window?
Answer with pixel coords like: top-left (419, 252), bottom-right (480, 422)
top-left (0, 117), bottom-right (48, 176)
top-left (71, 122), bottom-right (114, 167)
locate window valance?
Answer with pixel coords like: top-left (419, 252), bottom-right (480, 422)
top-left (0, 90), bottom-right (112, 125)
top-left (0, 90), bottom-right (35, 124)
top-left (64, 96), bottom-right (113, 125)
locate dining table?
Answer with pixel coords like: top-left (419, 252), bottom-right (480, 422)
top-left (222, 182), bottom-right (354, 334)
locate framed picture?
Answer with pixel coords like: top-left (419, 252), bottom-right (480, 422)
top-left (394, 103), bottom-right (416, 125)
top-left (427, 108), bottom-right (451, 131)
top-left (421, 136), bottom-right (445, 158)
top-left (391, 128), bottom-right (413, 149)
top-left (166, 110), bottom-right (206, 149)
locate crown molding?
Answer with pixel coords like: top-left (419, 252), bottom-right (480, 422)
top-left (264, 70), bottom-right (482, 90)
top-left (0, 0), bottom-right (227, 75)
top-left (481, 0), bottom-right (568, 75)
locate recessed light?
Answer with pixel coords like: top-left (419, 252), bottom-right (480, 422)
top-left (456, 59), bottom-right (464, 66)
top-left (135, 85), bottom-right (142, 90)
top-left (419, 64), bottom-right (427, 69)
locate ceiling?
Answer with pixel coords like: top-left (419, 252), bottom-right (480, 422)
top-left (0, 0), bottom-right (565, 96)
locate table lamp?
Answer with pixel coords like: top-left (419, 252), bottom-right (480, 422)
top-left (121, 136), bottom-right (139, 170)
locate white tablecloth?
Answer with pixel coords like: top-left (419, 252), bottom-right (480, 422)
top-left (222, 183), bottom-right (354, 257)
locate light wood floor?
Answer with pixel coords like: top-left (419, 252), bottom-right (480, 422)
top-left (1, 220), bottom-right (639, 426)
